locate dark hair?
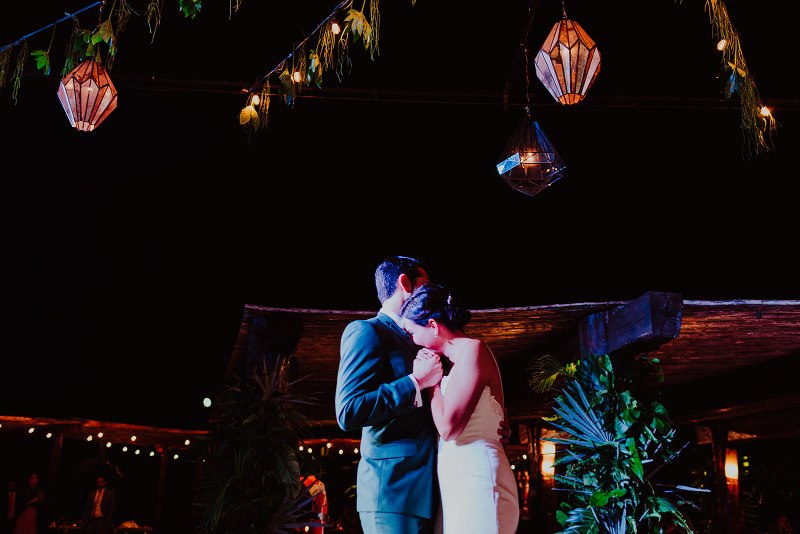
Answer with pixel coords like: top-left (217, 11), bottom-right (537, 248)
top-left (400, 283), bottom-right (471, 331)
top-left (374, 256), bottom-right (427, 304)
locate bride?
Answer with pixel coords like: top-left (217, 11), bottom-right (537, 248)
top-left (401, 283), bottom-right (519, 534)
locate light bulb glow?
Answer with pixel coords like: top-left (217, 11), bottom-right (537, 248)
top-left (203, 397), bottom-right (212, 408)
top-left (130, 435), bottom-right (137, 442)
top-left (28, 427), bottom-right (35, 434)
top-left (149, 451), bottom-right (155, 457)
top-left (97, 432), bottom-right (104, 438)
top-left (292, 71), bottom-right (302, 83)
top-left (354, 448), bottom-right (359, 454)
top-left (174, 454), bottom-right (179, 459)
top-left (135, 449), bottom-right (141, 455)
top-left (326, 442), bottom-right (332, 448)
top-left (338, 449), bottom-right (344, 455)
top-left (541, 441), bottom-right (556, 477)
top-left (725, 449), bottom-right (739, 480)
top-left (122, 446), bottom-right (128, 452)
top-left (106, 442), bottom-right (112, 448)
top-left (87, 435), bottom-right (93, 441)
top-left (717, 39), bottom-right (728, 51)
top-left (46, 432), bottom-right (53, 439)
top-left (331, 22), bottom-right (341, 35)
top-left (251, 94), bottom-right (260, 106)
top-left (185, 439), bottom-right (191, 446)
top-left (760, 105), bottom-right (771, 117)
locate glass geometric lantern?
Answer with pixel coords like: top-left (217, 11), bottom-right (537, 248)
top-left (496, 113), bottom-right (565, 197)
top-left (534, 13), bottom-right (601, 105)
top-left (56, 59), bottom-right (118, 131)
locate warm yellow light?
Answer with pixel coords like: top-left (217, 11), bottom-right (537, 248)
top-left (354, 448), bottom-right (359, 454)
top-left (299, 445), bottom-right (304, 451)
top-left (122, 446), bottom-right (128, 452)
top-left (251, 94), bottom-right (260, 106)
top-left (173, 454), bottom-right (179, 460)
top-left (203, 397), bottom-right (212, 408)
top-left (760, 105), bottom-right (771, 117)
top-left (511, 464), bottom-right (516, 470)
top-left (135, 449), bottom-right (141, 455)
top-left (304, 527), bottom-right (310, 533)
top-left (725, 448), bottom-right (739, 480)
top-left (326, 442), bottom-right (332, 448)
top-left (130, 435), bottom-right (137, 442)
top-left (185, 439), bottom-right (191, 446)
top-left (87, 435), bottom-right (93, 441)
top-left (97, 432), bottom-right (104, 438)
top-left (716, 39), bottom-right (728, 51)
top-left (106, 442), bottom-right (112, 448)
top-left (149, 451), bottom-right (155, 457)
top-left (338, 449), bottom-right (344, 455)
top-left (46, 433), bottom-right (53, 439)
top-left (541, 441), bottom-right (556, 477)
top-left (331, 21), bottom-right (341, 35)
top-left (522, 454), bottom-right (528, 460)
top-left (292, 71), bottom-right (302, 83)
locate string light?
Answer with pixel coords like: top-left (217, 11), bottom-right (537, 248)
top-left (338, 449), bottom-right (344, 455)
top-left (46, 432), bottom-right (53, 439)
top-left (130, 435), bottom-right (137, 442)
top-left (326, 442), bottom-right (332, 449)
top-left (122, 446), bottom-right (128, 452)
top-left (106, 442), bottom-right (112, 448)
top-left (149, 451), bottom-right (156, 457)
top-left (184, 439), bottom-right (191, 446)
top-left (251, 94), bottom-right (260, 106)
top-left (292, 71), bottom-right (303, 83)
top-left (716, 39), bottom-right (727, 51)
top-left (331, 21), bottom-right (341, 35)
top-left (203, 397), bottom-right (212, 408)
top-left (87, 435), bottom-right (93, 441)
top-left (299, 446), bottom-right (304, 451)
top-left (760, 105), bottom-right (771, 117)
top-left (97, 432), bottom-right (104, 438)
top-left (173, 453), bottom-right (179, 460)
top-left (28, 428), bottom-right (35, 434)
top-left (135, 449), bottom-right (141, 455)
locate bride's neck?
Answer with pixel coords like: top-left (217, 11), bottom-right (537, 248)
top-left (442, 334), bottom-right (469, 361)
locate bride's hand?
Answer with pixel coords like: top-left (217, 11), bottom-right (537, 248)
top-left (416, 348), bottom-right (438, 360)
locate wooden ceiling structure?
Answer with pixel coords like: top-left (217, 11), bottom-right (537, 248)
top-left (225, 294), bottom-right (800, 444)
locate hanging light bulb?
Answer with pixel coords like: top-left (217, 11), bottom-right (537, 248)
top-left (760, 105), bottom-right (771, 117)
top-left (331, 21), bottom-right (341, 35)
top-left (251, 94), bottom-right (260, 106)
top-left (716, 39), bottom-right (728, 51)
top-left (292, 71), bottom-right (303, 83)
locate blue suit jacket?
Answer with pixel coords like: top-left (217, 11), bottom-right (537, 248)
top-left (335, 312), bottom-right (439, 519)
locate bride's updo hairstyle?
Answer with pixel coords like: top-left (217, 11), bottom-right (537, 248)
top-left (401, 283), bottom-right (472, 331)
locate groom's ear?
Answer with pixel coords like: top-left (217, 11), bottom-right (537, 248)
top-left (398, 273), bottom-right (413, 294)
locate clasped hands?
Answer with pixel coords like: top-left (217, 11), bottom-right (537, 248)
top-left (412, 348), bottom-right (443, 389)
top-left (412, 348), bottom-right (512, 444)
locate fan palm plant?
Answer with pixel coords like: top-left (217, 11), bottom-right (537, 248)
top-left (531, 354), bottom-right (707, 533)
top-left (193, 359), bottom-right (324, 534)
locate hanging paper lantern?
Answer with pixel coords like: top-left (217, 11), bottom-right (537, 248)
top-left (534, 14), bottom-right (600, 105)
top-left (496, 114), bottom-right (565, 197)
top-left (56, 59), bottom-right (118, 131)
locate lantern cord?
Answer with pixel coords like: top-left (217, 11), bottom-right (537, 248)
top-left (502, 0), bottom-right (538, 110)
top-left (0, 1), bottom-right (103, 54)
top-left (246, 0), bottom-right (351, 94)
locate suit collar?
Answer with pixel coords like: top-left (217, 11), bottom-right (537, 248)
top-left (376, 312), bottom-right (416, 351)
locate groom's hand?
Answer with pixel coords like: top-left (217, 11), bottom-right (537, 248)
top-left (497, 414), bottom-right (512, 445)
top-left (413, 352), bottom-right (443, 389)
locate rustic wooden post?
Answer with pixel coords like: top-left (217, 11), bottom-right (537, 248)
top-left (156, 447), bottom-right (167, 526)
top-left (710, 424), bottom-right (732, 533)
top-left (48, 429), bottom-right (63, 490)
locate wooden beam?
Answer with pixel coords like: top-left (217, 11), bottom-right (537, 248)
top-left (558, 291), bottom-right (683, 360)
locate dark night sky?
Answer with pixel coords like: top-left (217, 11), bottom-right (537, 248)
top-left (1, 1), bottom-right (798, 429)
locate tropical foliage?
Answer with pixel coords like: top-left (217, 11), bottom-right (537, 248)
top-left (193, 360), bottom-right (323, 534)
top-left (532, 354), bottom-right (707, 533)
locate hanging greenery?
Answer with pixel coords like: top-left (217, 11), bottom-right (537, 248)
top-left (531, 354), bottom-right (708, 533)
top-left (238, 0), bottom-right (390, 132)
top-left (703, 0), bottom-right (776, 158)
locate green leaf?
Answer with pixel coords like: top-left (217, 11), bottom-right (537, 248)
top-left (626, 437), bottom-right (643, 480)
top-left (95, 20), bottom-right (114, 44)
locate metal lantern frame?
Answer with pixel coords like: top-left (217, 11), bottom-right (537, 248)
top-left (496, 112), bottom-right (566, 197)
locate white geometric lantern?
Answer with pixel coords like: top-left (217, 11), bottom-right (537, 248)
top-left (56, 59), bottom-right (118, 131)
top-left (534, 8), bottom-right (601, 105)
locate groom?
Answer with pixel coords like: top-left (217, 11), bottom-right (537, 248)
top-left (335, 256), bottom-right (443, 534)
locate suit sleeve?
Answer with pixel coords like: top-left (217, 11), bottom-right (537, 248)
top-left (335, 320), bottom-right (417, 431)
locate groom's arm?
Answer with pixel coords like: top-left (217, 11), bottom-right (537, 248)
top-left (335, 321), bottom-right (418, 432)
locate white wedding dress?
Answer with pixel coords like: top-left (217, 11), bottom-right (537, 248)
top-left (437, 373), bottom-right (520, 534)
